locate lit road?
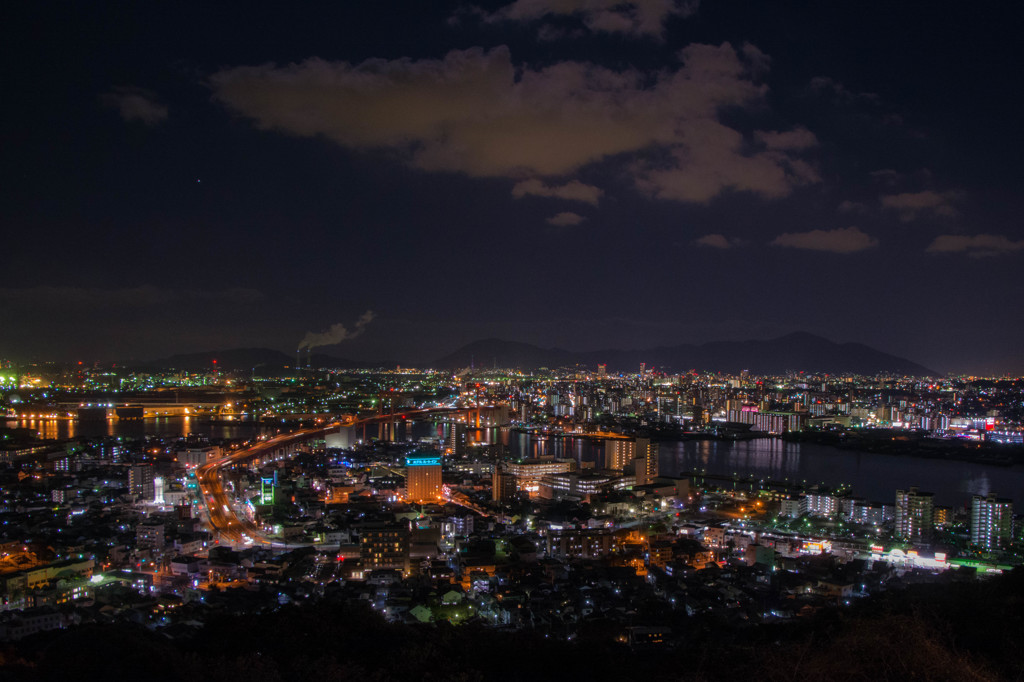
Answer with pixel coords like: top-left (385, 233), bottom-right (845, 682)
top-left (195, 408), bottom-right (474, 545)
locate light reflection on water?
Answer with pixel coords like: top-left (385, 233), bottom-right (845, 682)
top-left (11, 416), bottom-right (259, 441)
top-left (13, 418), bottom-right (1024, 506)
top-left (659, 438), bottom-right (1024, 507)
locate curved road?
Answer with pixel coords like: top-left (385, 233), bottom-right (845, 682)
top-left (195, 408), bottom-right (470, 545)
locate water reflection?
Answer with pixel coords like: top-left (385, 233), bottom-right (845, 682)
top-left (11, 416), bottom-right (258, 441)
top-left (659, 438), bottom-right (1024, 507)
top-left (13, 417), bottom-right (1024, 506)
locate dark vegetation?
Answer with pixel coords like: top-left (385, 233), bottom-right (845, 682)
top-left (4, 570), bottom-right (1024, 681)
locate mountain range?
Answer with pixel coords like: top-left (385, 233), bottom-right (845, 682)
top-left (141, 333), bottom-right (936, 376)
top-left (432, 333), bottom-right (935, 375)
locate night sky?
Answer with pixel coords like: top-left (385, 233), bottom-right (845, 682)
top-left (4, 1), bottom-right (1023, 374)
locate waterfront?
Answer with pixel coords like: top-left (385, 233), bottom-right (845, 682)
top-left (9, 416), bottom-right (262, 441)
top-left (13, 417), bottom-right (1024, 507)
top-left (657, 438), bottom-right (1024, 508)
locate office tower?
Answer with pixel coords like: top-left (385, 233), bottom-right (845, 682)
top-left (895, 487), bottom-right (934, 543)
top-left (406, 453), bottom-right (443, 504)
top-left (971, 493), bottom-right (1013, 551)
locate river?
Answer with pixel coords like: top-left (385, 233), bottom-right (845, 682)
top-left (13, 417), bottom-right (1024, 507)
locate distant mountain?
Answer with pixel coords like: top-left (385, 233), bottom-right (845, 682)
top-left (139, 347), bottom-right (394, 372)
top-left (434, 332), bottom-right (937, 376)
top-left (137, 332), bottom-right (936, 376)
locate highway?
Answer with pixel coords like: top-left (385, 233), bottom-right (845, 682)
top-left (194, 408), bottom-right (473, 545)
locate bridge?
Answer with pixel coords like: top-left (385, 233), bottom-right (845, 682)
top-left (194, 407), bottom-right (490, 546)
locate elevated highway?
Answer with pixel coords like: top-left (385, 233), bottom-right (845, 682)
top-left (194, 407), bottom-right (486, 545)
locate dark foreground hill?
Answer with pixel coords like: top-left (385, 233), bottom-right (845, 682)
top-left (435, 332), bottom-right (936, 375)
top-left (4, 570), bottom-right (1020, 682)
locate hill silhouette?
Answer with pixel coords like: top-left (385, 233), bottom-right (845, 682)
top-left (434, 332), bottom-right (936, 375)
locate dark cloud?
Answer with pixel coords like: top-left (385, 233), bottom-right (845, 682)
top-left (837, 200), bottom-right (868, 213)
top-left (771, 226), bottom-right (878, 253)
top-left (546, 211), bottom-right (586, 226)
top-left (927, 234), bottom-right (1024, 257)
top-left (99, 86), bottom-right (168, 125)
top-left (512, 178), bottom-right (602, 205)
top-left (695, 233), bottom-right (732, 248)
top-left (210, 42), bottom-right (814, 204)
top-left (809, 76), bottom-right (880, 104)
top-left (479, 0), bottom-right (700, 37)
top-left (881, 190), bottom-right (959, 222)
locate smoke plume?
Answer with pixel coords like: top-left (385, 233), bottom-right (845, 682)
top-left (297, 310), bottom-right (376, 350)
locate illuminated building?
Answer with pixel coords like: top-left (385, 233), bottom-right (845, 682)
top-left (360, 522), bottom-right (410, 574)
top-left (540, 472), bottom-right (615, 501)
top-left (492, 464), bottom-right (518, 503)
top-left (128, 464), bottom-right (155, 499)
top-left (801, 492), bottom-right (839, 518)
top-left (180, 445), bottom-right (222, 467)
top-left (971, 493), bottom-right (1013, 551)
top-left (546, 529), bottom-right (616, 560)
top-left (260, 477), bottom-right (275, 505)
top-left (406, 453), bottom-right (442, 504)
top-left (604, 437), bottom-right (658, 483)
top-left (505, 458), bottom-right (573, 495)
top-left (447, 424), bottom-right (466, 456)
top-left (895, 487), bottom-right (934, 543)
top-left (136, 521), bottom-right (166, 549)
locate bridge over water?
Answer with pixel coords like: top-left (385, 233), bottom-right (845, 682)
top-left (194, 407), bottom-right (489, 546)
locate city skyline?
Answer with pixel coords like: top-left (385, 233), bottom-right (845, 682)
top-left (4, 1), bottom-right (1023, 374)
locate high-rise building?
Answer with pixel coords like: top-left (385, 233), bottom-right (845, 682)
top-left (447, 424), bottom-right (466, 456)
top-left (128, 464), bottom-right (155, 499)
top-left (605, 437), bottom-right (658, 483)
top-left (406, 453), bottom-right (443, 504)
top-left (492, 464), bottom-right (518, 503)
top-left (895, 487), bottom-right (934, 543)
top-left (971, 493), bottom-right (1013, 551)
top-left (260, 476), bottom-right (275, 505)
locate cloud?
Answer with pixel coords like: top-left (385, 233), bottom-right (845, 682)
top-left (480, 0), bottom-right (700, 37)
top-left (837, 200), bottom-right (868, 213)
top-left (546, 211), bottom-right (586, 226)
top-left (512, 178), bottom-right (602, 205)
top-left (298, 310), bottom-right (376, 350)
top-left (211, 43), bottom-right (815, 204)
top-left (100, 87), bottom-right (168, 125)
top-left (694, 233), bottom-right (731, 248)
top-left (771, 226), bottom-right (878, 253)
top-left (881, 190), bottom-right (958, 221)
top-left (754, 127), bottom-right (817, 151)
top-left (633, 118), bottom-right (820, 202)
top-left (869, 169), bottom-right (901, 186)
top-left (926, 234), bottom-right (1024, 257)
top-left (809, 76), bottom-right (880, 104)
